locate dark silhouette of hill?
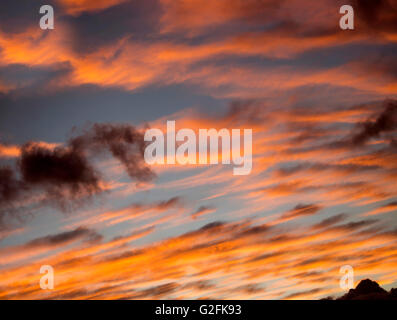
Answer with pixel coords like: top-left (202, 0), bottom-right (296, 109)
top-left (337, 279), bottom-right (397, 300)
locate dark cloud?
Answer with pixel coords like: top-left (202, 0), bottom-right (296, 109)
top-left (312, 213), bottom-right (347, 229)
top-left (223, 100), bottom-right (269, 125)
top-left (183, 280), bottom-right (215, 291)
top-left (358, 51), bottom-right (397, 82)
top-left (135, 282), bottom-right (179, 298)
top-left (0, 123), bottom-right (154, 224)
top-left (0, 166), bottom-right (26, 229)
top-left (284, 288), bottom-right (322, 299)
top-left (70, 123), bottom-right (154, 182)
top-left (191, 205), bottom-right (215, 218)
top-left (198, 221), bottom-right (226, 232)
top-left (154, 196), bottom-right (181, 210)
top-left (53, 289), bottom-right (91, 300)
top-left (237, 224), bottom-right (271, 237)
top-left (25, 226), bottom-right (101, 248)
top-left (292, 99), bottom-right (397, 153)
top-left (331, 219), bottom-right (379, 232)
top-left (106, 197), bottom-right (181, 220)
top-left (235, 283), bottom-right (264, 294)
top-left (292, 270), bottom-right (324, 279)
top-left (0, 63), bottom-right (73, 95)
top-left (0, 0), bottom-right (58, 34)
top-left (0, 141), bottom-right (103, 215)
top-left (276, 99), bottom-right (397, 157)
top-left (382, 201), bottom-right (397, 208)
top-left (100, 248), bottom-right (146, 265)
top-left (295, 257), bottom-right (325, 267)
top-left (351, 100), bottom-right (397, 146)
top-left (66, 0), bottom-right (162, 54)
top-left (19, 142), bottom-right (100, 199)
top-left (352, 0), bottom-right (397, 32)
top-left (276, 163), bottom-right (380, 177)
top-left (282, 203), bottom-right (322, 220)
top-left (0, 167), bottom-right (24, 208)
top-left (248, 251), bottom-right (283, 263)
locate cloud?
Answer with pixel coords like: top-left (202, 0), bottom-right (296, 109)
top-left (365, 201), bottom-right (397, 216)
top-left (135, 282), bottom-right (179, 299)
top-left (352, 0), bottom-right (397, 32)
top-left (284, 288), bottom-right (322, 299)
top-left (68, 195), bottom-right (184, 229)
top-left (0, 0), bottom-right (57, 34)
top-left (1, 0), bottom-right (397, 301)
top-left (58, 0), bottom-right (128, 16)
top-left (155, 197), bottom-right (182, 210)
top-left (1, 214), bottom-right (397, 299)
top-left (2, 4), bottom-right (395, 99)
top-left (0, 226), bottom-right (102, 267)
top-left (0, 123), bottom-right (154, 224)
top-left (331, 219), bottom-right (379, 232)
top-left (191, 205), bottom-right (216, 219)
top-left (350, 100), bottom-right (397, 146)
top-left (0, 63), bottom-right (73, 94)
top-left (0, 167), bottom-right (26, 228)
top-left (19, 142), bottom-right (101, 201)
top-left (159, 0), bottom-right (284, 34)
top-left (25, 226), bottom-right (101, 248)
top-left (0, 144), bottom-right (20, 158)
top-left (70, 123), bottom-right (154, 182)
top-left (0, 142), bottom-right (61, 159)
top-left (312, 213), bottom-right (347, 229)
top-left (275, 163), bottom-right (380, 177)
top-left (0, 167), bottom-right (23, 207)
top-left (282, 203), bottom-right (322, 220)
top-left (65, 0), bottom-right (161, 53)
top-left (0, 142), bottom-right (102, 214)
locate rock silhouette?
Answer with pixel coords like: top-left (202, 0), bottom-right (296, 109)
top-left (338, 279), bottom-right (397, 300)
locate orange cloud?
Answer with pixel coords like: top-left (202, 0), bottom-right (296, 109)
top-left (57, 0), bottom-right (127, 15)
top-left (0, 144), bottom-right (20, 158)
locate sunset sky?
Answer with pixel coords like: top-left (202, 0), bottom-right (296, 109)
top-left (1, 0), bottom-right (397, 300)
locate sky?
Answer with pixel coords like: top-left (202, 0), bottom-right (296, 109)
top-left (0, 0), bottom-right (397, 300)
